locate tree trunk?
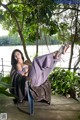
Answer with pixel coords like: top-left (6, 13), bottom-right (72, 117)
top-left (74, 49), bottom-right (80, 72)
top-left (36, 26), bottom-right (39, 57)
top-left (18, 29), bottom-right (31, 62)
top-left (69, 5), bottom-right (79, 70)
top-left (1, 3), bottom-right (31, 62)
top-left (68, 41), bottom-right (74, 70)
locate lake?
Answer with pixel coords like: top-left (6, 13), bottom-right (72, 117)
top-left (0, 45), bottom-right (80, 76)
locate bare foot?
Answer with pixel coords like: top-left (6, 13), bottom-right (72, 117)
top-left (63, 44), bottom-right (70, 54)
top-left (54, 44), bottom-right (70, 59)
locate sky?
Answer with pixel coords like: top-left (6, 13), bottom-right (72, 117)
top-left (0, 25), bottom-right (9, 36)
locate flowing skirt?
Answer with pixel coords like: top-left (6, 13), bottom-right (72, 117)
top-left (29, 53), bottom-right (59, 87)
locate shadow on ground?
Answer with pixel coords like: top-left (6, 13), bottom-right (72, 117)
top-left (0, 95), bottom-right (80, 120)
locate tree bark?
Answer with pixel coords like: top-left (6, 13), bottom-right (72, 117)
top-left (69, 5), bottom-right (79, 70)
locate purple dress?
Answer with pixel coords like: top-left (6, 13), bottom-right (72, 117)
top-left (28, 53), bottom-right (59, 87)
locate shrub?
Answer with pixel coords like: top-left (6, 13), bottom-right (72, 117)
top-left (48, 67), bottom-right (80, 97)
top-left (0, 74), bottom-right (12, 97)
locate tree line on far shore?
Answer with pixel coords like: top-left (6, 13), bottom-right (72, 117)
top-left (0, 34), bottom-right (60, 46)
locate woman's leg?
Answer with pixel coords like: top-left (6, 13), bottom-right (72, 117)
top-left (28, 53), bottom-right (60, 87)
top-left (28, 44), bottom-right (70, 87)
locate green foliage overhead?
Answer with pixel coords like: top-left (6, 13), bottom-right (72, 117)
top-left (0, 0), bottom-right (80, 62)
top-left (0, 1), bottom-right (80, 45)
top-left (0, 0), bottom-right (59, 42)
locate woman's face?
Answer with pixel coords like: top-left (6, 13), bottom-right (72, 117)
top-left (14, 51), bottom-right (22, 62)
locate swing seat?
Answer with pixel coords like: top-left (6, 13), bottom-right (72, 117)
top-left (10, 68), bottom-right (51, 115)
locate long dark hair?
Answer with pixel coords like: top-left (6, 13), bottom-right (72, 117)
top-left (11, 49), bottom-right (24, 69)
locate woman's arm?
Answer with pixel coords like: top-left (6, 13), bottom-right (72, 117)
top-left (16, 63), bottom-right (22, 71)
top-left (16, 63), bottom-right (25, 76)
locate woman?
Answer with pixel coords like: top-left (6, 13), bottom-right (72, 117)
top-left (11, 49), bottom-right (29, 76)
top-left (11, 44), bottom-right (69, 86)
top-left (10, 44), bottom-right (70, 103)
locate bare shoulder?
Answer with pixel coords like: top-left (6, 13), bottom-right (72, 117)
top-left (16, 63), bottom-right (22, 70)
